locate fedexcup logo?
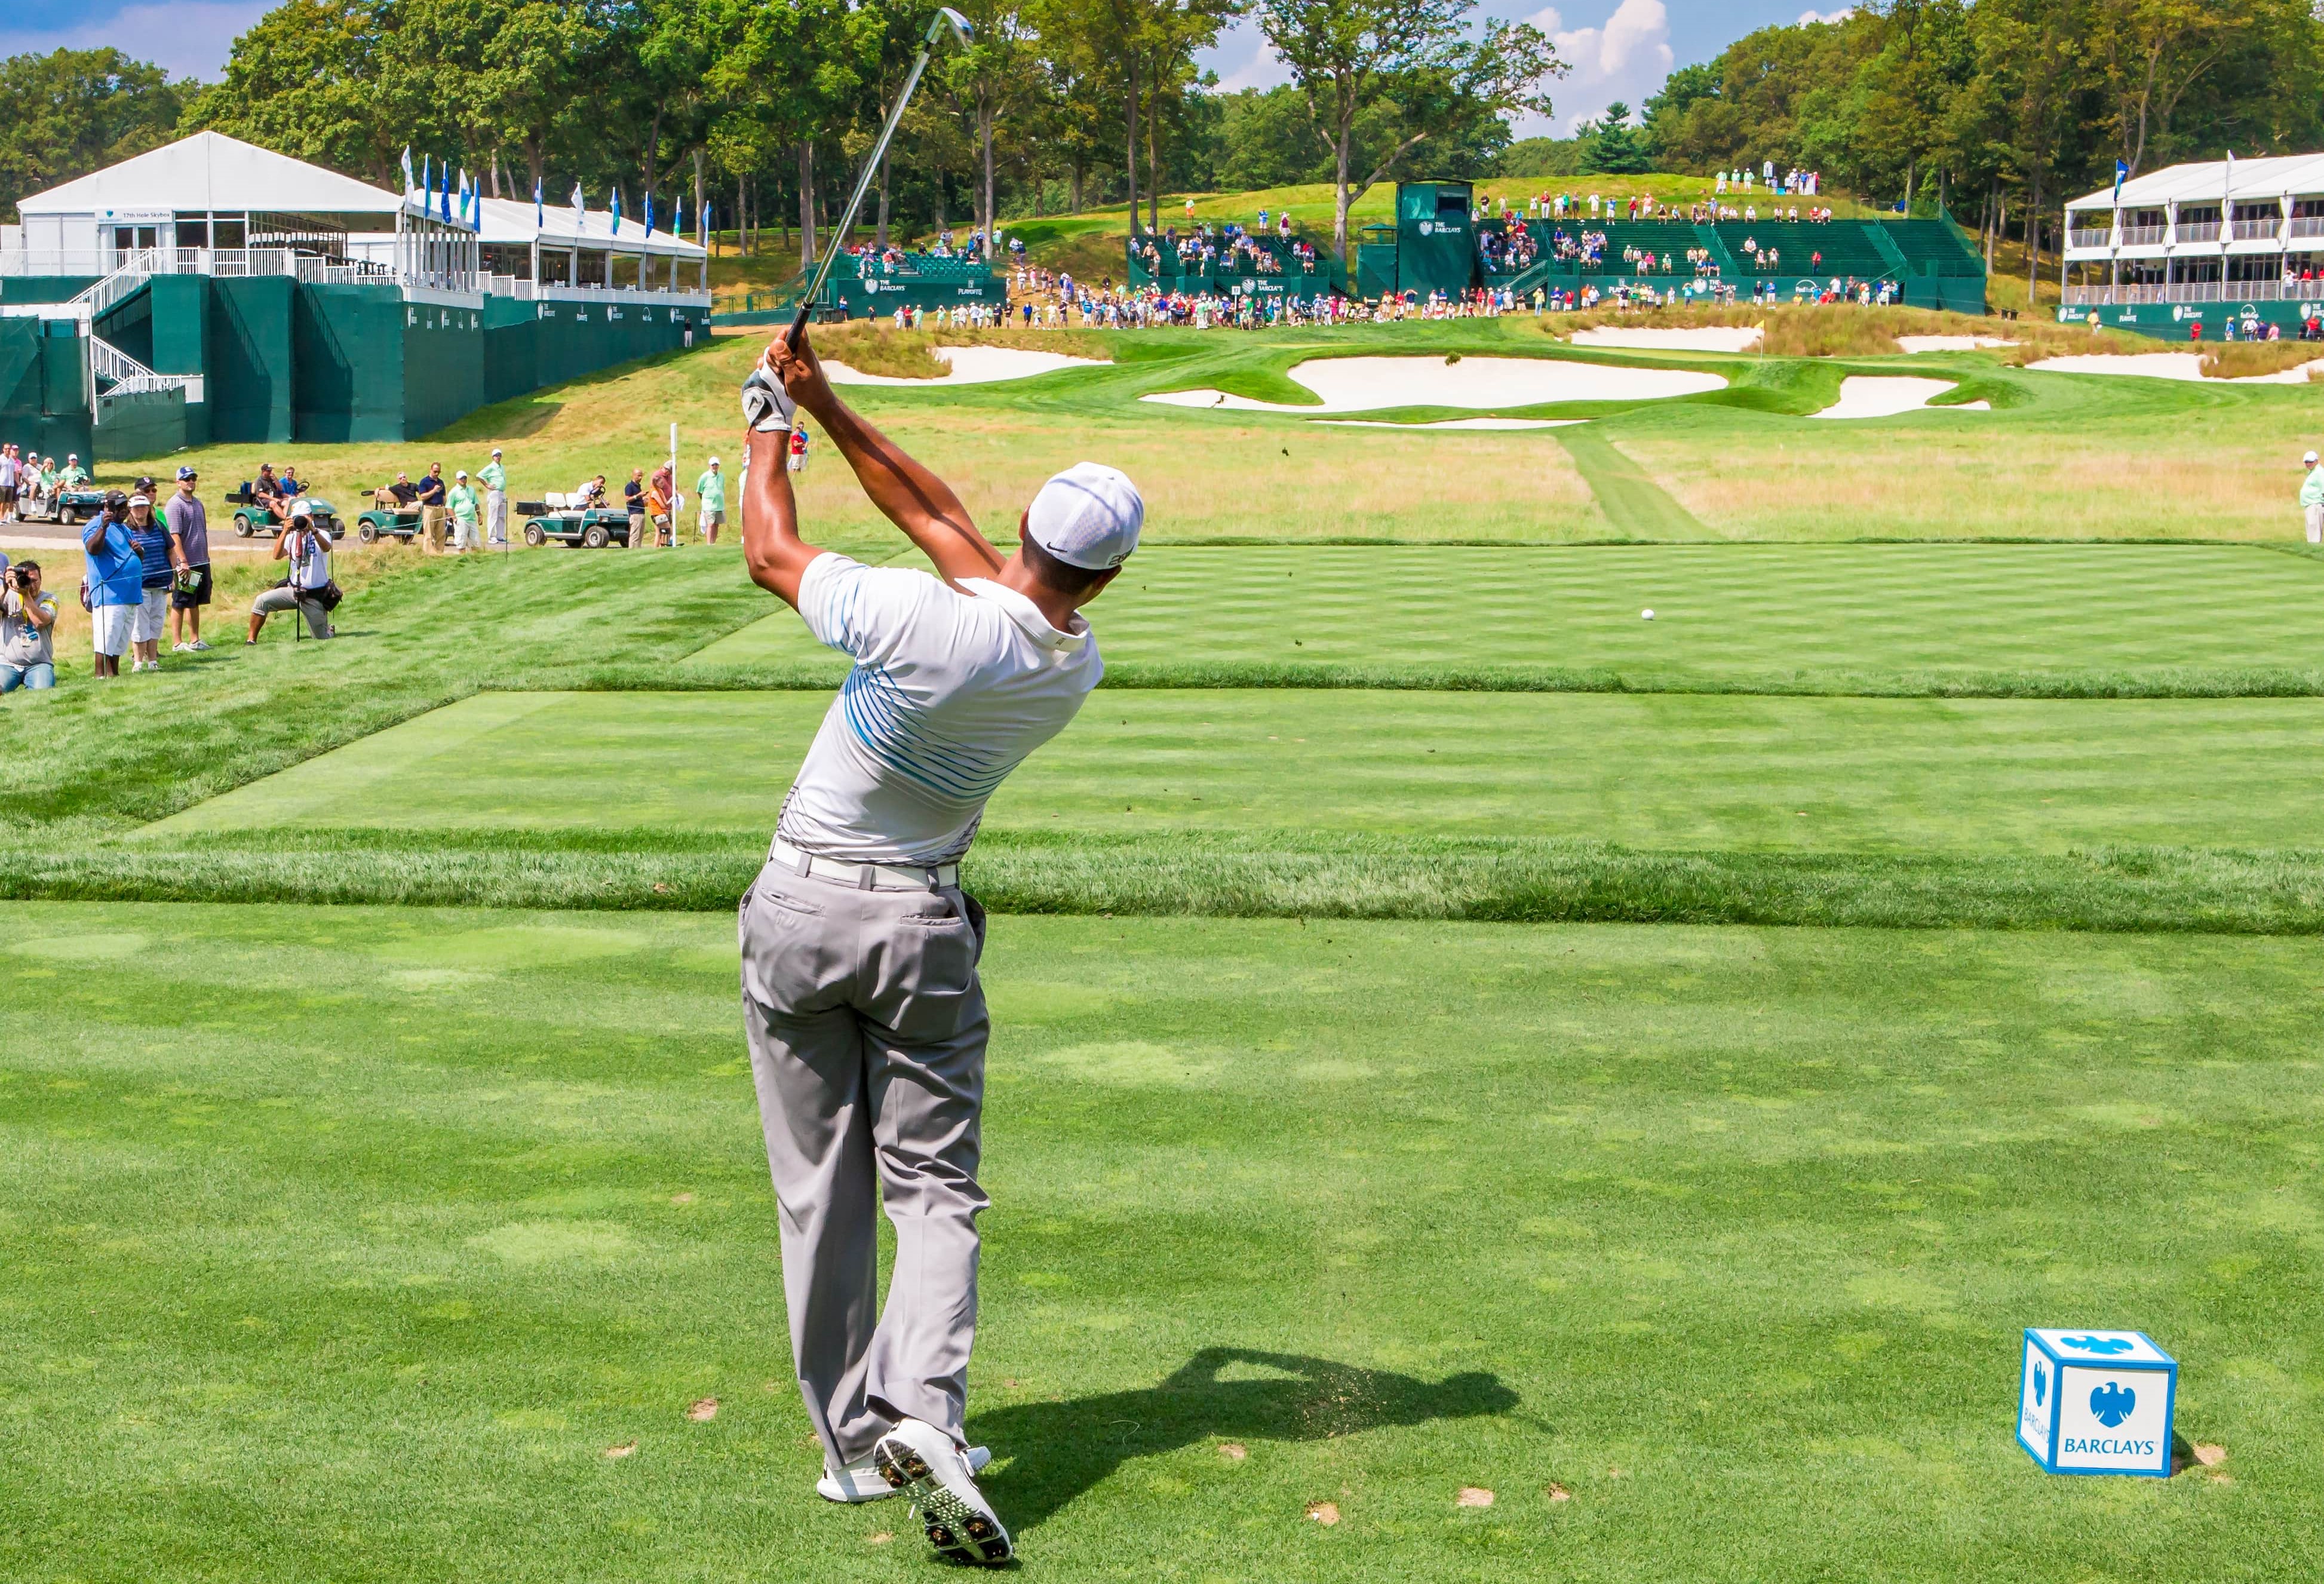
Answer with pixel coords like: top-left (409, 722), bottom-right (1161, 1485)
top-left (2089, 1382), bottom-right (2136, 1428)
top-left (2061, 1336), bottom-right (2135, 1355)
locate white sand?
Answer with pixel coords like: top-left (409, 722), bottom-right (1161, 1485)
top-left (1895, 334), bottom-right (2015, 354)
top-left (1141, 354), bottom-right (1725, 415)
top-left (822, 346), bottom-right (1110, 386)
top-left (1567, 326), bottom-right (1764, 353)
top-left (1812, 376), bottom-right (1987, 419)
top-left (1313, 418), bottom-right (1582, 431)
top-left (2026, 352), bottom-right (2316, 385)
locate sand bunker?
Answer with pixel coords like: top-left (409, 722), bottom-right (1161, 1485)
top-left (2025, 353), bottom-right (2316, 385)
top-left (1142, 354), bottom-right (1725, 415)
top-left (1812, 376), bottom-right (1989, 419)
top-left (1313, 418), bottom-right (1581, 431)
top-left (822, 346), bottom-right (1110, 386)
top-left (1895, 334), bottom-right (2015, 354)
top-left (1568, 326), bottom-right (1765, 353)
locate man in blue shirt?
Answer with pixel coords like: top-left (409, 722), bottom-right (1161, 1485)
top-left (81, 492), bottom-right (143, 678)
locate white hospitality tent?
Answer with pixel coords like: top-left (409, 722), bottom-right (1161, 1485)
top-left (13, 130), bottom-right (426, 271)
top-left (471, 195), bottom-right (708, 292)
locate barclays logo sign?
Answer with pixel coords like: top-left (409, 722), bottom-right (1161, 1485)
top-left (2061, 1336), bottom-right (2135, 1356)
top-left (2089, 1382), bottom-right (2135, 1428)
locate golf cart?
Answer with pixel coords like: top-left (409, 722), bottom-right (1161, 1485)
top-left (17, 481), bottom-right (107, 526)
top-left (521, 492), bottom-right (636, 548)
top-left (352, 490), bottom-right (423, 544)
top-left (226, 483), bottom-right (346, 541)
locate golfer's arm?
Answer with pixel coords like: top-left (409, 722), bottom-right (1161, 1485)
top-left (803, 393), bottom-right (1002, 587)
top-left (741, 426), bottom-right (822, 609)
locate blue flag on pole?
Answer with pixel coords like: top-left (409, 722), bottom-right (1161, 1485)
top-left (2114, 159), bottom-right (2128, 205)
top-left (644, 192), bottom-right (655, 238)
top-left (535, 179), bottom-right (544, 231)
top-left (612, 187), bottom-right (623, 235)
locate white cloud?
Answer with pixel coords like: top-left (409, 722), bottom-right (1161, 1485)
top-left (1523, 0), bottom-right (1675, 136)
top-left (0, 0), bottom-right (265, 81)
top-left (1797, 7), bottom-right (1855, 23)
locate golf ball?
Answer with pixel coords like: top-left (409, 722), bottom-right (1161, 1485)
top-left (1641, 609), bottom-right (1655, 620)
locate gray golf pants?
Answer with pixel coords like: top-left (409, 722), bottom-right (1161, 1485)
top-left (739, 855), bottom-right (990, 1467)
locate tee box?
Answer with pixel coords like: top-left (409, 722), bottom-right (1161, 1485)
top-left (2017, 1328), bottom-right (2177, 1477)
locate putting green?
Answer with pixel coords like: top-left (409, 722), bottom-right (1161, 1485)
top-left (151, 687), bottom-right (2324, 854)
top-left (3, 901), bottom-right (2310, 1579)
top-left (683, 543), bottom-right (2324, 682)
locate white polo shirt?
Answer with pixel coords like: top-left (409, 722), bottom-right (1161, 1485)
top-left (776, 552), bottom-right (1103, 864)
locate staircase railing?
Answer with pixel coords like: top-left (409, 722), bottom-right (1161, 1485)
top-left (88, 334), bottom-right (202, 416)
top-left (70, 248), bottom-right (163, 318)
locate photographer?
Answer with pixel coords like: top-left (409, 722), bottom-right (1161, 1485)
top-left (246, 501), bottom-right (337, 643)
top-left (1, 558), bottom-right (57, 692)
top-left (82, 490), bottom-right (142, 679)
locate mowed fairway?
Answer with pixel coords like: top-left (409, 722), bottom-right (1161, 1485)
top-left (686, 543), bottom-right (2324, 686)
top-left (153, 687), bottom-right (2324, 854)
top-left (2, 902), bottom-right (2317, 1582)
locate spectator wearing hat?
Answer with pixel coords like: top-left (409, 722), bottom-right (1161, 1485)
top-left (1, 555), bottom-right (57, 692)
top-left (447, 469), bottom-right (482, 552)
top-left (248, 501), bottom-right (336, 641)
top-left (416, 463), bottom-right (447, 552)
top-left (126, 489), bottom-right (173, 671)
top-left (166, 465), bottom-right (213, 651)
top-left (480, 447), bottom-right (509, 549)
top-left (696, 455), bottom-right (726, 544)
top-left (81, 492), bottom-right (143, 679)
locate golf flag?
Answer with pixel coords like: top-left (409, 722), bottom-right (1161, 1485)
top-left (570, 181), bottom-right (586, 234)
top-left (401, 146), bottom-right (415, 199)
top-left (534, 179), bottom-right (544, 232)
top-left (612, 186), bottom-right (624, 235)
top-left (2114, 159), bottom-right (2128, 205)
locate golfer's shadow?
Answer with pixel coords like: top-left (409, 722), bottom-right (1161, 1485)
top-left (968, 1346), bottom-right (1518, 1533)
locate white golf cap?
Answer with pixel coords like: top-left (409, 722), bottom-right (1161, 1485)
top-left (708, 456), bottom-right (720, 465)
top-left (2307, 451), bottom-right (2318, 464)
top-left (456, 469), bottom-right (468, 478)
top-left (1024, 462), bottom-right (1142, 570)
top-left (490, 447), bottom-right (502, 456)
top-left (290, 499), bottom-right (313, 518)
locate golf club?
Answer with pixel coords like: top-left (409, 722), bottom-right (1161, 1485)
top-left (786, 7), bottom-right (974, 351)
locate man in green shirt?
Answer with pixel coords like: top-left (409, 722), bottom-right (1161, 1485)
top-left (2302, 449), bottom-right (2324, 545)
top-left (480, 447), bottom-right (509, 549)
top-left (58, 454), bottom-right (89, 489)
top-left (695, 455), bottom-right (727, 544)
top-left (448, 469), bottom-right (483, 552)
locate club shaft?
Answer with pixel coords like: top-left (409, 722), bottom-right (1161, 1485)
top-left (788, 47), bottom-right (937, 349)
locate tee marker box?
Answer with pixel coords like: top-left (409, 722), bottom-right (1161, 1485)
top-left (2017, 1328), bottom-right (2176, 1478)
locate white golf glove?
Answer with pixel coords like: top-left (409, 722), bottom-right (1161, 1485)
top-left (742, 361), bottom-right (799, 433)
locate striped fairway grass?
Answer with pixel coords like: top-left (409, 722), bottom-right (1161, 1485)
top-left (684, 542), bottom-right (2324, 684)
top-left (145, 687), bottom-right (2324, 857)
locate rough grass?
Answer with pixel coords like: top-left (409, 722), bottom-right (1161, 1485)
top-left (800, 320), bottom-right (1114, 379)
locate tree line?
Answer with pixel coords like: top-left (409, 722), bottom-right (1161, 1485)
top-left (5, 0), bottom-right (2322, 285)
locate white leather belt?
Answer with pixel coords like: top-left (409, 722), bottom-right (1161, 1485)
top-left (770, 839), bottom-right (959, 891)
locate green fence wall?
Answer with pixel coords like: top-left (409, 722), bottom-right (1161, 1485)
top-left (401, 296), bottom-right (485, 440)
top-left (483, 296), bottom-right (539, 404)
top-left (1396, 182), bottom-right (1478, 301)
top-left (95, 386), bottom-right (191, 458)
top-left (0, 278), bottom-right (97, 306)
top-left (211, 276), bottom-right (294, 444)
top-left (0, 320), bottom-right (94, 461)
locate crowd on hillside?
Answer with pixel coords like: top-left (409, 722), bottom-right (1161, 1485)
top-left (1512, 190), bottom-right (1836, 226)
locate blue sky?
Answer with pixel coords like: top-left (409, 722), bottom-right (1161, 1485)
top-left (5, 0), bottom-right (1845, 133)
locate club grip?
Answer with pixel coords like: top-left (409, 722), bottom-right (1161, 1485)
top-left (785, 300), bottom-right (812, 352)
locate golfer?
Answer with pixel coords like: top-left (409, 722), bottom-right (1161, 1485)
top-left (735, 331), bottom-right (1140, 1569)
top-left (2302, 450), bottom-right (2324, 544)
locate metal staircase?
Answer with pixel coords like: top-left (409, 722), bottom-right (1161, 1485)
top-left (88, 334), bottom-right (202, 419)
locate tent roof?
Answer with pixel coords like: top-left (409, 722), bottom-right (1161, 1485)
top-left (2067, 153), bottom-right (2324, 211)
top-left (472, 195), bottom-right (706, 257)
top-left (18, 130), bottom-right (405, 216)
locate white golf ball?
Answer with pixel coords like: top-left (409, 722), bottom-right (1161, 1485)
top-left (1641, 608), bottom-right (1655, 621)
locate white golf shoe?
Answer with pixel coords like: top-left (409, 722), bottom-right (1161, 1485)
top-left (818, 1441), bottom-right (989, 1503)
top-left (874, 1418), bottom-right (1012, 1565)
